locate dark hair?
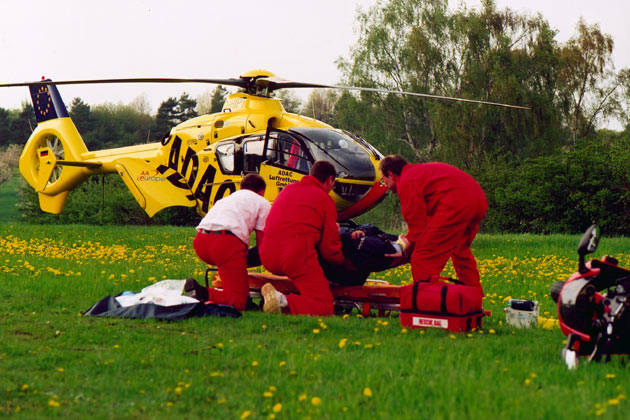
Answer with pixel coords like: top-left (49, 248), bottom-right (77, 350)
top-left (379, 155), bottom-right (408, 177)
top-left (240, 174), bottom-right (266, 193)
top-left (310, 160), bottom-right (337, 183)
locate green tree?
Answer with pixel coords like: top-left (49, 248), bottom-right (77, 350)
top-left (175, 93), bottom-right (198, 123)
top-left (89, 103), bottom-right (153, 148)
top-left (69, 97), bottom-right (93, 135)
top-left (558, 19), bottom-right (620, 143)
top-left (209, 85), bottom-right (228, 114)
top-left (9, 102), bottom-right (36, 145)
top-left (338, 0), bottom-right (565, 168)
top-left (153, 97), bottom-right (179, 139)
top-left (301, 89), bottom-right (338, 124)
top-left (276, 89), bottom-right (302, 114)
top-left (0, 108), bottom-right (11, 147)
top-left (153, 93), bottom-right (198, 140)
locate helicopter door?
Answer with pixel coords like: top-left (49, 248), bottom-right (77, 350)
top-left (258, 131), bottom-right (312, 201)
top-left (243, 135), bottom-right (271, 173)
top-left (266, 131), bottom-right (312, 173)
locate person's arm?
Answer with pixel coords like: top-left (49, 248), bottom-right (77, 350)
top-left (385, 233), bottom-right (412, 259)
top-left (255, 229), bottom-right (264, 247)
top-left (399, 181), bottom-right (427, 243)
top-left (351, 229), bottom-right (365, 240)
top-left (318, 199), bottom-right (345, 265)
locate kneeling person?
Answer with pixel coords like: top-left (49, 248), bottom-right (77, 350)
top-left (259, 161), bottom-right (347, 316)
top-left (192, 174), bottom-right (270, 310)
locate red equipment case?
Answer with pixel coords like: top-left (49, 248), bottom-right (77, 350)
top-left (399, 280), bottom-right (485, 332)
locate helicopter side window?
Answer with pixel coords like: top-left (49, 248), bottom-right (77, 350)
top-left (216, 142), bottom-right (237, 174)
top-left (243, 136), bottom-right (272, 173)
top-left (267, 131), bottom-right (312, 173)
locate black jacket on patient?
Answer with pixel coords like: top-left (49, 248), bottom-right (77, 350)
top-left (247, 224), bottom-right (404, 287)
top-left (319, 224), bottom-right (402, 286)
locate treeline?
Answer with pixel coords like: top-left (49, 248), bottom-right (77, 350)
top-left (3, 0), bottom-right (630, 234)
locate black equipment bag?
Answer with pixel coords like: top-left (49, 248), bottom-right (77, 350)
top-left (83, 295), bottom-right (241, 321)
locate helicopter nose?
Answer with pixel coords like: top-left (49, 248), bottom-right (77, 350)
top-left (337, 181), bottom-right (388, 221)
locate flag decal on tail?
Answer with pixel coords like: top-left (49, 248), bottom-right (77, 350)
top-left (29, 81), bottom-right (69, 123)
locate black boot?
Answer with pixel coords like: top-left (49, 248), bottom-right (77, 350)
top-left (184, 277), bottom-right (209, 302)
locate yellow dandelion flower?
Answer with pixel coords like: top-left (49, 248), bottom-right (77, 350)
top-left (489, 329), bottom-right (496, 334)
top-left (608, 398), bottom-right (620, 406)
top-left (21, 384), bottom-right (28, 391)
top-left (339, 338), bottom-right (347, 348)
top-left (298, 393), bottom-right (307, 402)
top-left (312, 329), bottom-right (320, 334)
top-left (241, 410), bottom-right (252, 419)
top-left (401, 328), bottom-right (408, 334)
top-left (264, 391), bottom-right (273, 398)
top-left (48, 399), bottom-right (60, 407)
top-left (524, 378), bottom-right (532, 386)
top-left (311, 397), bottom-right (322, 406)
top-left (279, 361), bottom-right (286, 367)
top-left (252, 361), bottom-right (258, 367)
top-left (606, 374), bottom-right (616, 379)
top-left (273, 403), bottom-right (282, 413)
top-left (363, 387), bottom-right (373, 397)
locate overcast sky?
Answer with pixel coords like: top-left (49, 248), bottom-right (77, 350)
top-left (0, 0), bottom-right (628, 115)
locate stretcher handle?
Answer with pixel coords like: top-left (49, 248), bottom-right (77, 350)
top-left (204, 267), bottom-right (218, 289)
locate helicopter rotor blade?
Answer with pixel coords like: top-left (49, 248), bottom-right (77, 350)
top-left (256, 77), bottom-right (529, 110)
top-left (0, 77), bottom-right (251, 89)
top-left (321, 84), bottom-right (531, 110)
top-left (1, 75), bottom-right (530, 110)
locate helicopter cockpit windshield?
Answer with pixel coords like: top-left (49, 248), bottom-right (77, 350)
top-left (290, 127), bottom-right (375, 180)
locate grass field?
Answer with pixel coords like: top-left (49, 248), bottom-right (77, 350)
top-left (2, 223), bottom-right (630, 419)
top-left (0, 172), bottom-right (21, 223)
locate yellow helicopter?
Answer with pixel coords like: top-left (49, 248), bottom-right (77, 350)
top-left (2, 70), bottom-right (528, 220)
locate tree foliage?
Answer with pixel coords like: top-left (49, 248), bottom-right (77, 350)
top-left (301, 89), bottom-right (338, 124)
top-left (276, 89), bottom-right (302, 114)
top-left (153, 93), bottom-right (198, 140)
top-left (558, 19), bottom-right (620, 143)
top-left (336, 0), bottom-right (627, 169)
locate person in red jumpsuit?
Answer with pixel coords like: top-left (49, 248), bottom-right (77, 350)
top-left (379, 155), bottom-right (487, 290)
top-left (192, 174), bottom-right (271, 310)
top-left (259, 160), bottom-right (347, 316)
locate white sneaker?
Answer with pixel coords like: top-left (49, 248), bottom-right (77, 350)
top-left (262, 283), bottom-right (283, 314)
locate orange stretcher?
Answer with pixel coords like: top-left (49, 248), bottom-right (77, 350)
top-left (206, 268), bottom-right (401, 317)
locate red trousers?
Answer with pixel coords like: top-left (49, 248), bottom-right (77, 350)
top-left (410, 198), bottom-right (487, 290)
top-left (193, 231), bottom-right (249, 310)
top-left (259, 237), bottom-right (334, 316)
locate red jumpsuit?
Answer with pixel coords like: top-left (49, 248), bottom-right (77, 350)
top-left (193, 231), bottom-right (248, 310)
top-left (397, 163), bottom-right (487, 289)
top-left (260, 176), bottom-right (345, 316)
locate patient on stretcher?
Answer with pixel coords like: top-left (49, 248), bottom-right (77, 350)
top-left (320, 224), bottom-right (409, 286)
top-left (247, 224), bottom-right (409, 287)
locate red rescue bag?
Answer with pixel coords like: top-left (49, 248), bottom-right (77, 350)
top-left (399, 280), bottom-right (485, 332)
